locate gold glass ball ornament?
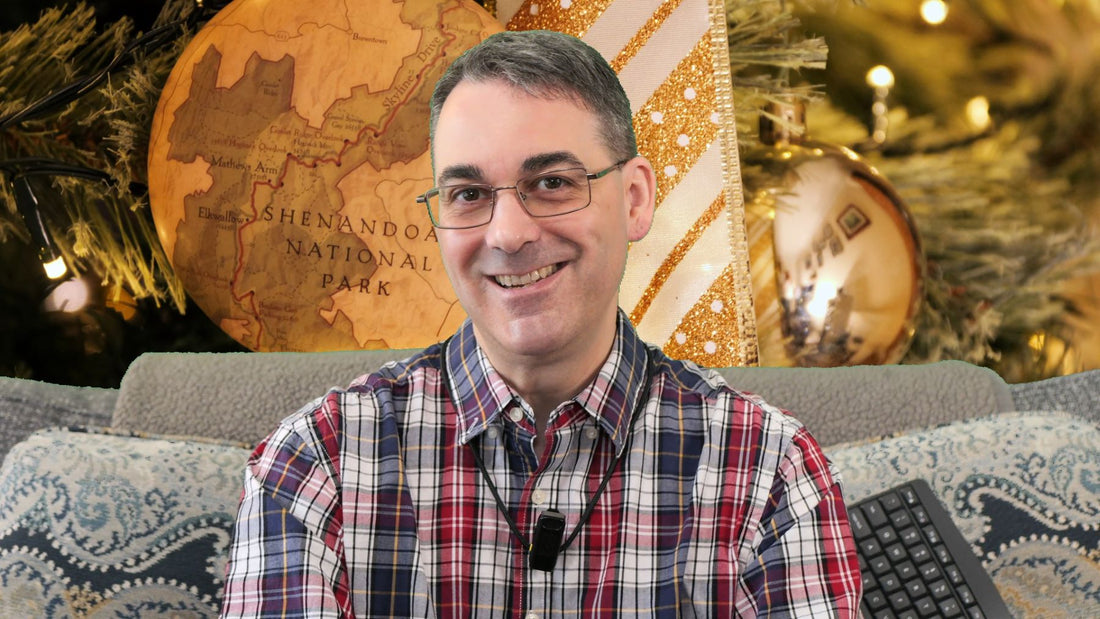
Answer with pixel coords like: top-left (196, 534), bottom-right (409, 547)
top-left (746, 101), bottom-right (925, 367)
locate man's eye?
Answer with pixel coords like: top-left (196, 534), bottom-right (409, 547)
top-left (446, 186), bottom-right (489, 204)
top-left (531, 174), bottom-right (577, 192)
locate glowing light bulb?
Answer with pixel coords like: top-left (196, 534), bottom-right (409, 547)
top-left (865, 65), bottom-right (895, 89)
top-left (43, 256), bottom-right (68, 280)
top-left (966, 96), bottom-right (991, 131)
top-left (920, 0), bottom-right (948, 25)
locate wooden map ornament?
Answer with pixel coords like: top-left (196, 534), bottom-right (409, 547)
top-left (499, 0), bottom-right (760, 368)
top-left (147, 0), bottom-right (501, 352)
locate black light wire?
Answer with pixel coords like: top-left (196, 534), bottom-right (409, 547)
top-left (0, 0), bottom-right (230, 131)
top-left (0, 0), bottom-right (231, 271)
top-left (441, 339), bottom-right (654, 568)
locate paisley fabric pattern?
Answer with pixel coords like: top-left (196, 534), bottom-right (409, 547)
top-left (828, 411), bottom-right (1100, 619)
top-left (0, 427), bottom-right (250, 617)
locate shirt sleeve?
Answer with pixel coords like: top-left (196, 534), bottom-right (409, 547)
top-left (735, 425), bottom-right (863, 617)
top-left (221, 412), bottom-right (353, 618)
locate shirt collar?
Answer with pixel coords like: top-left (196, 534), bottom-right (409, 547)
top-left (444, 311), bottom-right (650, 454)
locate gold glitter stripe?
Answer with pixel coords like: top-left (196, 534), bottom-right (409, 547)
top-left (608, 0), bottom-right (687, 73)
top-left (629, 193), bottom-right (725, 325)
top-left (506, 0), bottom-right (614, 36)
top-left (705, 0), bottom-right (757, 366)
top-left (659, 264), bottom-right (747, 367)
top-left (633, 37), bottom-right (717, 210)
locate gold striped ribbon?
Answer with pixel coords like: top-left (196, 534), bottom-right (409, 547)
top-left (498, 0), bottom-right (758, 367)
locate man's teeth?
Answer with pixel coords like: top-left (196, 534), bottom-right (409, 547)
top-left (495, 265), bottom-right (560, 288)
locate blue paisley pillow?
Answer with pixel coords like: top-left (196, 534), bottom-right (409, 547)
top-left (828, 411), bottom-right (1100, 619)
top-left (0, 427), bottom-right (250, 617)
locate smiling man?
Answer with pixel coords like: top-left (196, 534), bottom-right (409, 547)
top-left (222, 30), bottom-right (861, 618)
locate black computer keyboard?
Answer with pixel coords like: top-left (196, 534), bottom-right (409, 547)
top-left (847, 479), bottom-right (1012, 618)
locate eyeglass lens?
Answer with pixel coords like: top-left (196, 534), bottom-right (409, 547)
top-left (429, 167), bottom-right (592, 228)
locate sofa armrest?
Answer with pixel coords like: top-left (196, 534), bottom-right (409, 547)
top-left (111, 349), bottom-right (417, 445)
top-left (716, 360), bottom-right (1014, 446)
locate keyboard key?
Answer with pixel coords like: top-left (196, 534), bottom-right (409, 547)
top-left (905, 579), bottom-right (927, 599)
top-left (889, 590), bottom-right (911, 611)
top-left (862, 538), bottom-right (883, 557)
top-left (871, 555), bottom-right (892, 576)
top-left (881, 493), bottom-right (903, 512)
top-left (864, 500), bottom-right (889, 528)
top-left (914, 596), bottom-right (937, 616)
top-left (923, 524), bottom-right (941, 545)
top-left (938, 598), bottom-right (962, 617)
top-left (946, 565), bottom-right (964, 585)
top-left (891, 510), bottom-right (912, 529)
top-left (877, 527), bottom-right (899, 545)
top-left (935, 544), bottom-right (953, 565)
top-left (864, 589), bottom-right (888, 611)
top-left (886, 543), bottom-right (907, 562)
top-left (912, 506), bottom-right (930, 526)
top-left (930, 579), bottom-right (952, 600)
top-left (919, 562), bottom-right (941, 581)
top-left (966, 606), bottom-right (986, 619)
top-left (900, 486), bottom-right (919, 506)
top-left (900, 527), bottom-right (921, 546)
top-left (849, 509), bottom-right (873, 539)
top-left (957, 585), bottom-right (975, 606)
top-left (897, 561), bottom-right (917, 581)
top-left (910, 545), bottom-right (932, 564)
top-left (880, 573), bottom-right (903, 594)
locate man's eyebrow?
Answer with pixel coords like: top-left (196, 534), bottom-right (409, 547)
top-left (521, 151), bottom-right (584, 174)
top-left (437, 164), bottom-right (485, 186)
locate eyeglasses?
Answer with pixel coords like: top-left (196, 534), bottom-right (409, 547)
top-left (417, 159), bottom-right (629, 229)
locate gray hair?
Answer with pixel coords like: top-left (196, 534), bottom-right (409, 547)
top-left (429, 30), bottom-right (637, 164)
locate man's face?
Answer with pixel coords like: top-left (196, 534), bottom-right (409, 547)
top-left (431, 79), bottom-right (653, 367)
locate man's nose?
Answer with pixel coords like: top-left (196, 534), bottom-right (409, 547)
top-left (484, 188), bottom-right (541, 253)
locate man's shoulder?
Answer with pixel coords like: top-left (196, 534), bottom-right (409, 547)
top-left (346, 343), bottom-right (445, 394)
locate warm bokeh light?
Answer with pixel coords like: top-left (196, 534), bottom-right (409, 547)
top-left (807, 280), bottom-right (840, 322)
top-left (966, 96), bottom-right (991, 131)
top-left (41, 277), bottom-right (91, 313)
top-left (866, 65), bottom-right (895, 89)
top-left (920, 0), bottom-right (949, 25)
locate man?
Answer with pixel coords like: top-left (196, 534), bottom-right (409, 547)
top-left (222, 30), bottom-right (861, 617)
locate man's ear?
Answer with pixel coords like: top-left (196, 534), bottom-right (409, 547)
top-left (623, 156), bottom-right (656, 242)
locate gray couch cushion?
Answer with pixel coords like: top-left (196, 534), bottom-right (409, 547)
top-left (0, 376), bottom-right (116, 463)
top-left (716, 360), bottom-right (1015, 446)
top-left (1009, 369), bottom-right (1099, 425)
top-left (112, 349), bottom-right (1014, 448)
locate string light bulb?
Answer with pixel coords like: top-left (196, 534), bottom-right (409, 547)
top-left (10, 174), bottom-right (69, 280)
top-left (920, 0), bottom-right (949, 25)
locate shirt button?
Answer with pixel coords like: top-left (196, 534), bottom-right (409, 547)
top-left (531, 489), bottom-right (547, 506)
top-left (526, 613), bottom-right (539, 619)
top-left (485, 426), bottom-right (500, 440)
top-left (508, 407), bottom-right (524, 423)
top-left (584, 426), bottom-right (599, 440)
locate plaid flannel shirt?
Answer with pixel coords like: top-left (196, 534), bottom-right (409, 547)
top-left (222, 313), bottom-right (861, 617)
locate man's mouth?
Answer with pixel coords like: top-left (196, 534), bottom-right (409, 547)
top-left (494, 264), bottom-right (561, 289)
